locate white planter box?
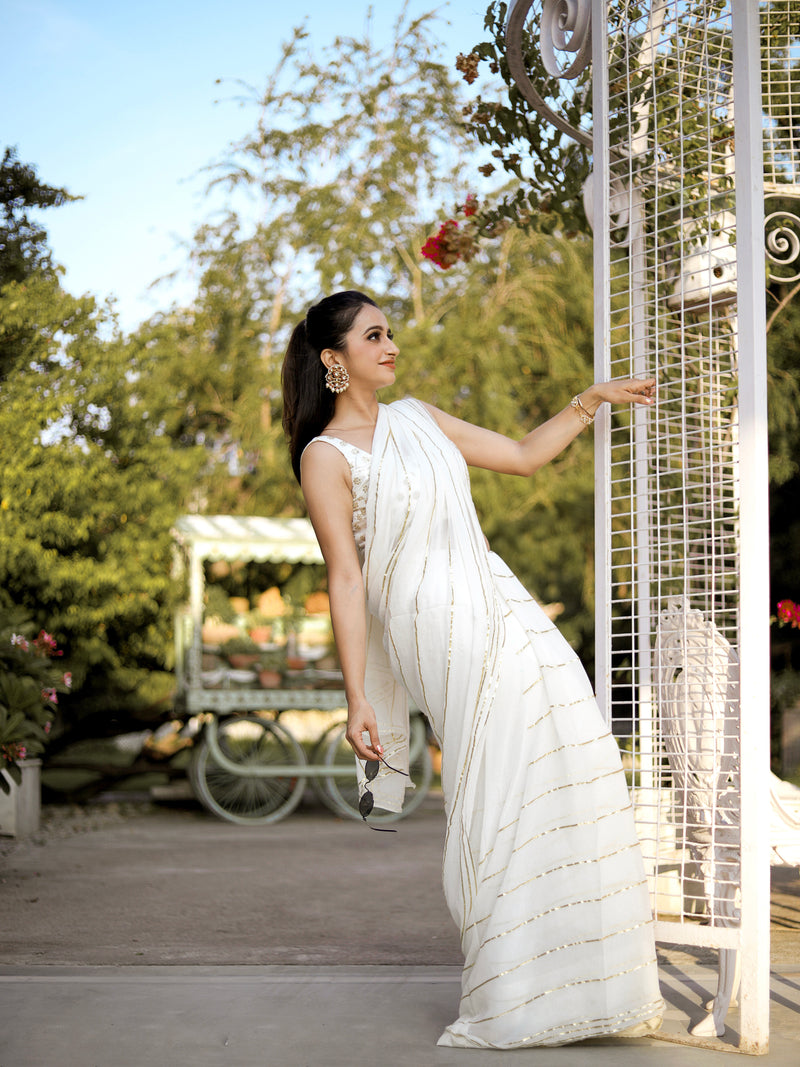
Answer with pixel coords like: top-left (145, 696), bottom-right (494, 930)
top-left (0, 759), bottom-right (42, 837)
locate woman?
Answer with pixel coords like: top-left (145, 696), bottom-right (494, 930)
top-left (282, 290), bottom-right (663, 1048)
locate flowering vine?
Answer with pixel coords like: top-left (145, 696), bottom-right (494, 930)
top-left (421, 195), bottom-right (482, 270)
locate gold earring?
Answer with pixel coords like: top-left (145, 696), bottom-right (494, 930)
top-left (325, 363), bottom-right (350, 394)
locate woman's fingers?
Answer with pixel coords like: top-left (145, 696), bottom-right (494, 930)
top-left (345, 705), bottom-right (383, 761)
top-left (600, 378), bottom-right (656, 405)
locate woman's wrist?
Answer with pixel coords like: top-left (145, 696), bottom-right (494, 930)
top-left (578, 384), bottom-right (603, 415)
top-left (345, 688), bottom-right (369, 708)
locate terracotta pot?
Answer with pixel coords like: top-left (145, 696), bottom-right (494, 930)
top-left (228, 653), bottom-right (260, 669)
top-left (259, 669), bottom-right (282, 689)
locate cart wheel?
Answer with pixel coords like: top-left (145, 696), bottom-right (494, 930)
top-left (191, 715), bottom-right (306, 825)
top-left (307, 720), bottom-right (347, 808)
top-left (320, 713), bottom-right (433, 824)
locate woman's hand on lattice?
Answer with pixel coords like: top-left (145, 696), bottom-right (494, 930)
top-left (588, 378), bottom-right (656, 409)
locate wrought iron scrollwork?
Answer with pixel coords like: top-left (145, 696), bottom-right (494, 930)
top-left (505, 0), bottom-right (593, 149)
top-left (539, 0), bottom-right (592, 79)
top-left (765, 208), bottom-right (800, 284)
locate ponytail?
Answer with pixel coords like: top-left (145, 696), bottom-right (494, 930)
top-left (281, 291), bottom-right (378, 483)
top-left (282, 319), bottom-right (334, 482)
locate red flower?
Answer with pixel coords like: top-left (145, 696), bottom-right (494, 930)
top-left (420, 198), bottom-right (481, 270)
top-left (421, 220), bottom-right (460, 270)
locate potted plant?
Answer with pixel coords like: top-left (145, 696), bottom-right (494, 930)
top-left (0, 605), bottom-right (70, 835)
top-left (220, 634), bottom-right (261, 670)
top-left (258, 649), bottom-right (286, 689)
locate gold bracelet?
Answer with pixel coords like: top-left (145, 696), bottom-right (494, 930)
top-left (570, 395), bottom-right (594, 426)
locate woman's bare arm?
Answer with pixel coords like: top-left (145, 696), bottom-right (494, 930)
top-left (300, 441), bottom-right (383, 762)
top-left (423, 379), bottom-right (655, 476)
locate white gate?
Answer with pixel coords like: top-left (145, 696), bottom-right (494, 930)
top-left (503, 0), bottom-right (796, 1053)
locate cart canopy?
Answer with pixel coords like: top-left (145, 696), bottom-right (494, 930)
top-left (172, 515), bottom-right (324, 565)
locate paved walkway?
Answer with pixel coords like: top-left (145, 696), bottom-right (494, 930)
top-left (1, 796), bottom-right (798, 1065)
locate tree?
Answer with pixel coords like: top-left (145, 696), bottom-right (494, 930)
top-left (0, 147), bottom-right (77, 381)
top-left (0, 146), bottom-right (75, 286)
top-left (0, 155), bottom-right (203, 740)
top-left (132, 7), bottom-right (494, 517)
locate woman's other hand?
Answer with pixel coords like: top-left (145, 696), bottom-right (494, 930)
top-left (345, 699), bottom-right (383, 762)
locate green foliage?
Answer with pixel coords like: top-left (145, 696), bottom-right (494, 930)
top-left (205, 11), bottom-right (473, 300)
top-left (0, 268), bottom-right (203, 736)
top-left (457, 1), bottom-right (591, 238)
top-left (0, 147), bottom-right (79, 383)
top-left (0, 146), bottom-right (76, 288)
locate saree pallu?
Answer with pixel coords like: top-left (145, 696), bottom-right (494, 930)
top-left (360, 398), bottom-right (663, 1048)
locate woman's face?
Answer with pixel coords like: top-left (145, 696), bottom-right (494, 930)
top-left (333, 304), bottom-right (399, 389)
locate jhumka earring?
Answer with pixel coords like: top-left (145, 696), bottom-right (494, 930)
top-left (325, 363), bottom-right (350, 394)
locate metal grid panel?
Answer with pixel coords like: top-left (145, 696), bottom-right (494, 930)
top-left (763, 0), bottom-right (800, 190)
top-left (602, 0), bottom-right (743, 932)
top-left (593, 0), bottom-right (776, 1049)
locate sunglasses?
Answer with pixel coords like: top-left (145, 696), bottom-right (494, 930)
top-left (360, 753), bottom-right (409, 832)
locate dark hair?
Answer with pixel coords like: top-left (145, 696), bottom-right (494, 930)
top-left (282, 290), bottom-right (379, 483)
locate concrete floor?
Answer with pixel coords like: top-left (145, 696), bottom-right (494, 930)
top-left (1, 796), bottom-right (798, 1065)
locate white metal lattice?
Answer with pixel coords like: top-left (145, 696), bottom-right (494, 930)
top-left (505, 0), bottom-right (792, 1052)
top-left (592, 0), bottom-right (776, 1051)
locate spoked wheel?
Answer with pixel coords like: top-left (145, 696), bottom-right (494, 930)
top-left (320, 713), bottom-right (433, 824)
top-left (191, 715), bottom-right (306, 825)
top-left (306, 721), bottom-right (344, 809)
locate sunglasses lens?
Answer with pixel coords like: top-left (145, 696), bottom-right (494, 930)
top-left (364, 759), bottom-right (380, 782)
top-left (359, 788), bottom-right (374, 820)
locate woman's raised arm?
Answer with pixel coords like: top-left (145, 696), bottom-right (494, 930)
top-left (423, 379), bottom-right (655, 477)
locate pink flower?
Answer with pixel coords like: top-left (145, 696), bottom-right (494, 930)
top-left (34, 630), bottom-right (62, 656)
top-left (42, 687), bottom-right (58, 705)
top-left (462, 194), bottom-right (478, 217)
top-left (777, 599), bottom-right (800, 628)
top-left (63, 671), bottom-right (72, 689)
top-left (44, 722), bottom-right (52, 734)
top-left (10, 633), bottom-right (29, 651)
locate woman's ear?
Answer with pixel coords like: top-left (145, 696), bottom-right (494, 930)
top-left (320, 349), bottom-right (337, 371)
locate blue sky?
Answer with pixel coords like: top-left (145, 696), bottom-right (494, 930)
top-left (2, 0), bottom-right (487, 331)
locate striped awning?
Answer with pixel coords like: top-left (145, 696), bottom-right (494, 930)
top-left (171, 515), bottom-right (324, 564)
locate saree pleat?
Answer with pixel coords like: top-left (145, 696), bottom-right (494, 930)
top-left (360, 399), bottom-right (662, 1048)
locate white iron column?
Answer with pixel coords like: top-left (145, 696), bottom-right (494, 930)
top-left (731, 0), bottom-right (771, 1053)
top-left (592, 0), bottom-right (613, 725)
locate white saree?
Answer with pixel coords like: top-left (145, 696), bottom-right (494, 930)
top-left (357, 398), bottom-right (663, 1048)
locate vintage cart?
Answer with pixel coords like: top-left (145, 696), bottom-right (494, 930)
top-left (171, 515), bottom-right (432, 825)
